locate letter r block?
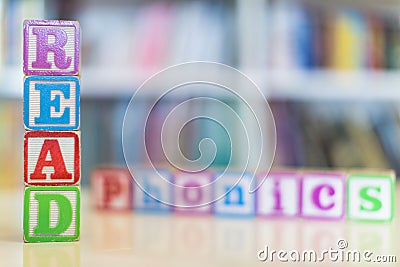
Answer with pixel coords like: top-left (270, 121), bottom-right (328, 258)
top-left (23, 20), bottom-right (80, 75)
top-left (24, 131), bottom-right (80, 186)
top-left (24, 186), bottom-right (80, 242)
top-left (24, 76), bottom-right (80, 131)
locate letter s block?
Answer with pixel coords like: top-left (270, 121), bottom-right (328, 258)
top-left (24, 186), bottom-right (80, 242)
top-left (24, 76), bottom-right (80, 131)
top-left (23, 20), bottom-right (80, 75)
top-left (24, 131), bottom-right (80, 185)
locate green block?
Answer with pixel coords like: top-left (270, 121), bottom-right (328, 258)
top-left (347, 172), bottom-right (395, 222)
top-left (24, 186), bottom-right (80, 242)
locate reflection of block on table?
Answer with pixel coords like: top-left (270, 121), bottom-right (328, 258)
top-left (23, 242), bottom-right (80, 267)
top-left (24, 186), bottom-right (80, 242)
top-left (347, 172), bottom-right (395, 222)
top-left (91, 167), bottom-right (133, 210)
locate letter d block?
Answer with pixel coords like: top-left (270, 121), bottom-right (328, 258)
top-left (23, 20), bottom-right (80, 75)
top-left (24, 76), bottom-right (80, 131)
top-left (347, 172), bottom-right (395, 222)
top-left (24, 131), bottom-right (80, 185)
top-left (24, 186), bottom-right (80, 242)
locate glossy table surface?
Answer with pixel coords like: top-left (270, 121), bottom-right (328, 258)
top-left (0, 188), bottom-right (398, 267)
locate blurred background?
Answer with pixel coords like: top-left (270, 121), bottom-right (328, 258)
top-left (2, 0), bottom-right (400, 189)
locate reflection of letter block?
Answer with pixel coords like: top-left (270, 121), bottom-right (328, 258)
top-left (91, 167), bottom-right (133, 210)
top-left (213, 172), bottom-right (255, 217)
top-left (24, 76), bottom-right (80, 131)
top-left (23, 242), bottom-right (80, 267)
top-left (301, 172), bottom-right (345, 220)
top-left (173, 171), bottom-right (213, 214)
top-left (24, 131), bottom-right (80, 186)
top-left (256, 171), bottom-right (300, 218)
top-left (347, 172), bottom-right (395, 222)
top-left (24, 186), bottom-right (80, 242)
top-left (23, 20), bottom-right (80, 75)
top-left (133, 169), bottom-right (172, 213)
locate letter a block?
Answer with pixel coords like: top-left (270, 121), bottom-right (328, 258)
top-left (23, 20), bottom-right (80, 76)
top-left (24, 76), bottom-right (80, 131)
top-left (24, 131), bottom-right (80, 186)
top-left (347, 172), bottom-right (395, 222)
top-left (24, 186), bottom-right (80, 242)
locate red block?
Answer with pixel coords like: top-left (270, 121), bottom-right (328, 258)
top-left (91, 167), bottom-right (133, 210)
top-left (24, 131), bottom-right (80, 185)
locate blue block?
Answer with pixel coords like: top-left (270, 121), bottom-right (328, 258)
top-left (24, 76), bottom-right (80, 131)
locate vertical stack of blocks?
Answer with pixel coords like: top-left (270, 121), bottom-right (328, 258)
top-left (23, 20), bottom-right (81, 242)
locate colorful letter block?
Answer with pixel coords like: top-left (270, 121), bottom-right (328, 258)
top-left (24, 131), bottom-right (80, 186)
top-left (91, 167), bottom-right (133, 210)
top-left (256, 171), bottom-right (300, 217)
top-left (173, 171), bottom-right (213, 214)
top-left (347, 172), bottom-right (395, 222)
top-left (133, 169), bottom-right (172, 213)
top-left (301, 172), bottom-right (345, 220)
top-left (213, 172), bottom-right (255, 217)
top-left (24, 76), bottom-right (80, 131)
top-left (24, 186), bottom-right (80, 242)
top-left (23, 20), bottom-right (80, 76)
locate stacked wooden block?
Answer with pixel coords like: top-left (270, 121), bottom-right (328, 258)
top-left (23, 20), bottom-right (81, 242)
top-left (92, 168), bottom-right (395, 222)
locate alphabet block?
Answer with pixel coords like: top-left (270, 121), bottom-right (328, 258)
top-left (133, 169), bottom-right (172, 213)
top-left (24, 76), bottom-right (80, 131)
top-left (24, 186), bottom-right (80, 242)
top-left (173, 171), bottom-right (213, 214)
top-left (213, 172), bottom-right (255, 217)
top-left (24, 131), bottom-right (80, 186)
top-left (256, 171), bottom-right (301, 218)
top-left (347, 172), bottom-right (395, 222)
top-left (23, 20), bottom-right (80, 76)
top-left (91, 167), bottom-right (133, 210)
top-left (300, 171), bottom-right (345, 220)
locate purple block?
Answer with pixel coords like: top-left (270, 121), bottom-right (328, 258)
top-left (300, 171), bottom-right (346, 220)
top-left (256, 171), bottom-right (301, 218)
top-left (23, 20), bottom-right (80, 76)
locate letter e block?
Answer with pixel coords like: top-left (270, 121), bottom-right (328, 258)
top-left (23, 20), bottom-right (80, 75)
top-left (24, 186), bottom-right (80, 242)
top-left (24, 131), bottom-right (80, 185)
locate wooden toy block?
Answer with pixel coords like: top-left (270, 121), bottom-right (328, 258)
top-left (347, 172), bottom-right (395, 222)
top-left (256, 171), bottom-right (301, 218)
top-left (23, 20), bottom-right (80, 76)
top-left (91, 167), bottom-right (133, 210)
top-left (173, 171), bottom-right (213, 214)
top-left (24, 186), bottom-right (80, 242)
top-left (24, 76), bottom-right (80, 131)
top-left (24, 131), bottom-right (80, 186)
top-left (213, 172), bottom-right (255, 217)
top-left (133, 169), bottom-right (172, 213)
top-left (300, 171), bottom-right (346, 220)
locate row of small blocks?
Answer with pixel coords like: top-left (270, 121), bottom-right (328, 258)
top-left (92, 167), bottom-right (395, 222)
top-left (23, 20), bottom-right (81, 242)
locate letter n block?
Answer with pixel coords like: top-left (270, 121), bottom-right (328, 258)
top-left (24, 76), bottom-right (80, 131)
top-left (300, 171), bottom-right (345, 220)
top-left (23, 20), bottom-right (80, 75)
top-left (24, 131), bottom-right (80, 185)
top-left (91, 167), bottom-right (133, 210)
top-left (347, 172), bottom-right (395, 222)
top-left (24, 186), bottom-right (80, 242)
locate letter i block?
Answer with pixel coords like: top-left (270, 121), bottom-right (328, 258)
top-left (24, 186), bottom-right (80, 242)
top-left (24, 76), bottom-right (80, 131)
top-left (213, 172), bottom-right (255, 217)
top-left (256, 171), bottom-right (301, 218)
top-left (300, 171), bottom-right (346, 220)
top-left (91, 167), bottom-right (133, 210)
top-left (24, 131), bottom-right (80, 185)
top-left (347, 172), bottom-right (395, 222)
top-left (23, 20), bottom-right (80, 76)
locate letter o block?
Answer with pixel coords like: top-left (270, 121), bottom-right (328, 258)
top-left (23, 20), bottom-right (80, 75)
